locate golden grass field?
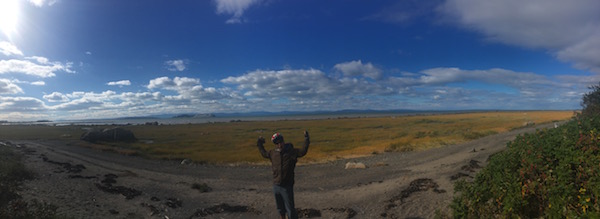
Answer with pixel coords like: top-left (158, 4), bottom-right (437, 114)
top-left (0, 111), bottom-right (575, 164)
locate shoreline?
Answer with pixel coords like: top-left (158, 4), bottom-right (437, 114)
top-left (1, 109), bottom-right (575, 126)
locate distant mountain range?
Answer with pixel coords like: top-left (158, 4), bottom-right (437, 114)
top-left (112, 109), bottom-right (428, 120)
top-left (77, 109), bottom-right (530, 121)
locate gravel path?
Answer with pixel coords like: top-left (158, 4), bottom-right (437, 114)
top-left (7, 122), bottom-right (558, 218)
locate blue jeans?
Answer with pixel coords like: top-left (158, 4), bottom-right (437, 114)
top-left (273, 184), bottom-right (297, 219)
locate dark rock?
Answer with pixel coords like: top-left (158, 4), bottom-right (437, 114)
top-left (81, 127), bottom-right (137, 143)
top-left (166, 198), bottom-right (182, 208)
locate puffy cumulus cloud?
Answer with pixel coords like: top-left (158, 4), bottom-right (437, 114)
top-left (43, 92), bottom-right (69, 102)
top-left (439, 0), bottom-right (600, 73)
top-left (26, 56), bottom-right (50, 64)
top-left (0, 96), bottom-right (46, 112)
top-left (222, 69), bottom-right (394, 102)
top-left (214, 0), bottom-right (262, 24)
top-left (49, 98), bottom-right (104, 111)
top-left (107, 80), bottom-right (131, 87)
top-left (334, 60), bottom-right (383, 80)
top-left (0, 41), bottom-right (23, 56)
top-left (148, 76), bottom-right (234, 101)
top-left (148, 76), bottom-right (200, 91)
top-left (0, 79), bottom-right (23, 94)
top-left (165, 60), bottom-right (186, 72)
top-left (0, 59), bottom-right (74, 77)
top-left (31, 81), bottom-right (45, 86)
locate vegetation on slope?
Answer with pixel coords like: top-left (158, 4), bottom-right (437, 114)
top-left (452, 83), bottom-right (600, 218)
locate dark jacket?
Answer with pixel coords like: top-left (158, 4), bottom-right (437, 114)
top-left (257, 136), bottom-right (310, 186)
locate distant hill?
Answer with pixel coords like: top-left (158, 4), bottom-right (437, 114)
top-left (172, 113), bottom-right (215, 118)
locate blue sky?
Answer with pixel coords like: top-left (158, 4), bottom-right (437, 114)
top-left (0, 0), bottom-right (599, 120)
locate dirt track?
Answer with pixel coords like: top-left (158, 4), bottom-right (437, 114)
top-left (6, 123), bottom-right (558, 218)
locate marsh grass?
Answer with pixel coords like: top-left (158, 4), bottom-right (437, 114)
top-left (0, 111), bottom-right (574, 164)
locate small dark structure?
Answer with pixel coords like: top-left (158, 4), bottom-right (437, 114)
top-left (81, 127), bottom-right (137, 143)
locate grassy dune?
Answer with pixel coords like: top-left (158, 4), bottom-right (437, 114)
top-left (0, 111), bottom-right (574, 164)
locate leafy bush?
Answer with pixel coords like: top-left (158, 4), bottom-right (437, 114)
top-left (582, 82), bottom-right (600, 117)
top-left (452, 114), bottom-right (600, 218)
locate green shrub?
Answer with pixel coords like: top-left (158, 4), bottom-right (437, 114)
top-left (582, 82), bottom-right (600, 117)
top-left (452, 114), bottom-right (600, 218)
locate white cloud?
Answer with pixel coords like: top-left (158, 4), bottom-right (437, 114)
top-left (439, 0), bottom-right (600, 73)
top-left (30, 81), bottom-right (45, 86)
top-left (26, 56), bottom-right (49, 64)
top-left (0, 59), bottom-right (74, 77)
top-left (148, 76), bottom-right (199, 90)
top-left (165, 59), bottom-right (186, 71)
top-left (107, 80), bottom-right (131, 87)
top-left (0, 96), bottom-right (46, 112)
top-left (28, 0), bottom-right (58, 7)
top-left (0, 41), bottom-right (23, 56)
top-left (0, 79), bottom-right (23, 94)
top-left (214, 0), bottom-right (262, 24)
top-left (222, 69), bottom-right (394, 101)
top-left (50, 98), bottom-right (104, 111)
top-left (334, 60), bottom-right (383, 80)
top-left (147, 76), bottom-right (232, 101)
top-left (85, 51), bottom-right (92, 55)
top-left (388, 67), bottom-right (559, 92)
top-left (43, 92), bottom-right (69, 102)
top-left (9, 79), bottom-right (45, 86)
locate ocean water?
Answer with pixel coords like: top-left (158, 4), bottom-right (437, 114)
top-left (54, 113), bottom-right (398, 126)
top-left (2, 110), bottom-right (477, 126)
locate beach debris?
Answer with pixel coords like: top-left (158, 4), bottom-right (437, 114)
top-left (382, 178), bottom-right (445, 217)
top-left (141, 202), bottom-right (161, 216)
top-left (68, 175), bottom-right (97, 179)
top-left (189, 203), bottom-right (261, 218)
top-left (95, 174), bottom-right (142, 199)
top-left (374, 162), bottom-right (388, 167)
top-left (297, 208), bottom-right (321, 218)
top-left (345, 162), bottom-right (367, 169)
top-left (180, 159), bottom-right (192, 165)
top-left (461, 160), bottom-right (482, 172)
top-left (80, 127), bottom-right (137, 143)
top-left (324, 207), bottom-right (357, 218)
top-left (191, 182), bottom-right (212, 193)
top-left (40, 154), bottom-right (86, 173)
top-left (165, 198), bottom-right (182, 209)
top-left (450, 172), bottom-right (472, 180)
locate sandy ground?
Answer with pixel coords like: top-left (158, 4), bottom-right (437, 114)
top-left (5, 123), bottom-right (557, 219)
